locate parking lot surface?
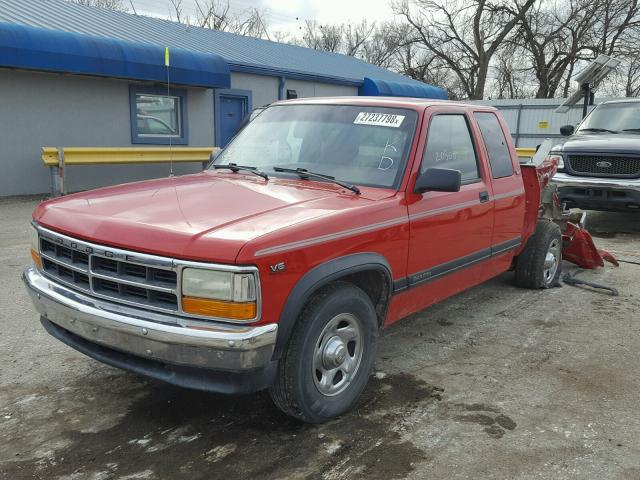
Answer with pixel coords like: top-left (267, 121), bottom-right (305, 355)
top-left (1, 196), bottom-right (639, 480)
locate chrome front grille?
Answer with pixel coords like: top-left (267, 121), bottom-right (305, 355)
top-left (34, 225), bottom-right (262, 324)
top-left (39, 232), bottom-right (179, 313)
top-left (566, 154), bottom-right (640, 178)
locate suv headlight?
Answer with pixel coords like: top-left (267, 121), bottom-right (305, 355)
top-left (30, 224), bottom-right (43, 269)
top-left (181, 268), bottom-right (258, 321)
top-left (547, 153), bottom-right (564, 171)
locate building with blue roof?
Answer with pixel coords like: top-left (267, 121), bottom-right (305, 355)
top-left (0, 0), bottom-right (446, 195)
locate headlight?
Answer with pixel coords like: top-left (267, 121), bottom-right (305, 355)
top-left (182, 269), bottom-right (256, 301)
top-left (29, 224), bottom-right (43, 269)
top-left (181, 268), bottom-right (258, 320)
top-left (547, 153), bottom-right (564, 170)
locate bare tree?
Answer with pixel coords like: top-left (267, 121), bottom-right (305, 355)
top-left (167, 0), bottom-right (270, 38)
top-left (589, 0), bottom-right (640, 56)
top-left (71, 0), bottom-right (127, 10)
top-left (361, 22), bottom-right (410, 68)
top-left (296, 0), bottom-right (639, 98)
top-left (302, 20), bottom-right (344, 52)
top-left (235, 8), bottom-right (270, 39)
top-left (623, 56), bottom-right (640, 97)
top-left (593, 0), bottom-right (640, 97)
top-left (394, 0), bottom-right (537, 99)
top-left (168, 0), bottom-right (185, 23)
top-left (513, 0), bottom-right (598, 98)
top-left (70, 0), bottom-right (640, 99)
top-left (343, 21), bottom-right (375, 56)
top-left (491, 41), bottom-right (534, 98)
top-left (599, 33), bottom-right (640, 97)
top-left (395, 42), bottom-right (433, 82)
top-left (559, 0), bottom-right (640, 98)
top-left (394, 42), bottom-right (467, 97)
top-left (194, 0), bottom-right (227, 29)
top-left (299, 20), bottom-right (407, 69)
top-left (622, 28), bottom-right (640, 96)
top-left (511, 0), bottom-right (640, 98)
top-left (271, 31), bottom-right (293, 44)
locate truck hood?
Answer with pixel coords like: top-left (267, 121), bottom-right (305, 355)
top-left (34, 171), bottom-right (391, 263)
top-left (555, 133), bottom-right (640, 154)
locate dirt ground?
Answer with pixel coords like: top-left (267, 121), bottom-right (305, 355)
top-left (1, 196), bottom-right (639, 480)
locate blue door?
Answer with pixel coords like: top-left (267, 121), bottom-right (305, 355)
top-left (219, 95), bottom-right (247, 147)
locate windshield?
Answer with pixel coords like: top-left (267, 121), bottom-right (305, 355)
top-left (578, 102), bottom-right (640, 133)
top-left (212, 104), bottom-right (418, 189)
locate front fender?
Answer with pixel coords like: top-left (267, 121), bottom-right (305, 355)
top-left (272, 252), bottom-right (393, 360)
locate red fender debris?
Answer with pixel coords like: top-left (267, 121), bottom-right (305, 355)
top-left (562, 222), bottom-right (619, 269)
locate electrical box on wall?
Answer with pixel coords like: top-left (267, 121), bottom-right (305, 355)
top-left (286, 89), bottom-right (298, 99)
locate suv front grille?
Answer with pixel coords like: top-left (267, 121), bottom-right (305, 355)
top-left (39, 236), bottom-right (178, 312)
top-left (566, 154), bottom-right (640, 178)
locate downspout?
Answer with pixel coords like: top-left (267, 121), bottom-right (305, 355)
top-left (514, 103), bottom-right (523, 147)
top-left (278, 76), bottom-right (286, 100)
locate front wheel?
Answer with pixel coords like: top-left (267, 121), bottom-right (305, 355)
top-left (269, 281), bottom-right (378, 423)
top-left (515, 220), bottom-right (562, 289)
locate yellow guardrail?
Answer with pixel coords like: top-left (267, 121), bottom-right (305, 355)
top-left (41, 146), bottom-right (538, 196)
top-left (515, 147), bottom-right (537, 160)
top-left (41, 147), bottom-right (217, 166)
top-left (42, 146), bottom-right (220, 196)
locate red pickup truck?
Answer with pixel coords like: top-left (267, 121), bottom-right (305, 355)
top-left (24, 97), bottom-right (606, 423)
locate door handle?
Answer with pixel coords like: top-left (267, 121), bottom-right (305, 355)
top-left (479, 191), bottom-right (490, 203)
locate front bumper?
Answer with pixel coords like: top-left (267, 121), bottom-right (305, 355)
top-left (552, 172), bottom-right (640, 211)
top-left (23, 266), bottom-right (278, 393)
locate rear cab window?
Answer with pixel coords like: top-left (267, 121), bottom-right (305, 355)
top-left (421, 114), bottom-right (481, 183)
top-left (473, 112), bottom-right (514, 178)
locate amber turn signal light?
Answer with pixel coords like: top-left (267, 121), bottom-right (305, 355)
top-left (181, 296), bottom-right (257, 320)
top-left (31, 249), bottom-right (43, 269)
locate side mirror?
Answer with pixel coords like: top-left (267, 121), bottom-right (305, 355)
top-left (414, 168), bottom-right (462, 194)
top-left (560, 125), bottom-right (575, 136)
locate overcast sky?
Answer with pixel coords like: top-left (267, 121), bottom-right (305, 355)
top-left (129, 0), bottom-right (398, 35)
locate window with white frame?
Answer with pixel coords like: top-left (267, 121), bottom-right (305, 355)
top-left (129, 86), bottom-right (187, 144)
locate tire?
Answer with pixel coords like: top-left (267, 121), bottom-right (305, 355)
top-left (515, 220), bottom-right (562, 289)
top-left (269, 281), bottom-right (378, 423)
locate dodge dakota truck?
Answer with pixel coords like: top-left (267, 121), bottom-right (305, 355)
top-left (24, 97), bottom-right (607, 423)
top-left (552, 98), bottom-right (640, 212)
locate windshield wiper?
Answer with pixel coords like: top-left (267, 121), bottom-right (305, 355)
top-left (579, 127), bottom-right (619, 134)
top-left (213, 163), bottom-right (268, 180)
top-left (621, 128), bottom-right (640, 134)
top-left (273, 167), bottom-right (360, 194)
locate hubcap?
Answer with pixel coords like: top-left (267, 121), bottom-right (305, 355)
top-left (323, 336), bottom-right (347, 368)
top-left (313, 313), bottom-right (363, 397)
top-left (543, 238), bottom-right (560, 284)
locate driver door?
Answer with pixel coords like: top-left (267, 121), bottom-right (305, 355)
top-left (404, 108), bottom-right (494, 311)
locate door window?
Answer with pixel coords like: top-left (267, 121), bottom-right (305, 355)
top-left (421, 114), bottom-right (480, 182)
top-left (474, 112), bottom-right (513, 178)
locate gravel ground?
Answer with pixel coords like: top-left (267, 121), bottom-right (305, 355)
top-left (1, 195), bottom-right (639, 480)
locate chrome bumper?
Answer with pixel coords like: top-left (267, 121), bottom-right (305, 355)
top-left (23, 266), bottom-right (277, 371)
top-left (552, 172), bottom-right (640, 191)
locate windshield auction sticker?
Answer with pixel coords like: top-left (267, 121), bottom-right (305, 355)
top-left (354, 112), bottom-right (405, 128)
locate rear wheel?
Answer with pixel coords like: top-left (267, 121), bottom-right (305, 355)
top-left (515, 220), bottom-right (562, 289)
top-left (269, 281), bottom-right (378, 423)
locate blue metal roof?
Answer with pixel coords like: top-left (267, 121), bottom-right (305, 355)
top-left (360, 77), bottom-right (447, 100)
top-left (0, 0), bottom-right (445, 98)
top-left (0, 22), bottom-right (230, 88)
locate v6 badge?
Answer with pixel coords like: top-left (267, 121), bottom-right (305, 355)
top-left (269, 262), bottom-right (286, 273)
